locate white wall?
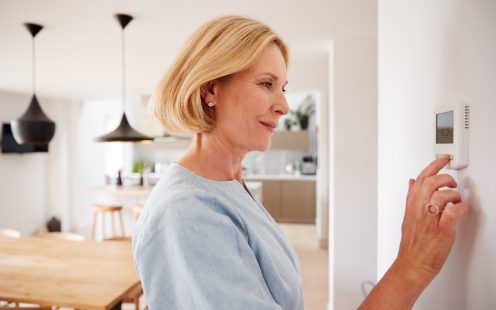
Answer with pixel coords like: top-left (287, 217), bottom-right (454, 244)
top-left (329, 38), bottom-right (378, 309)
top-left (72, 100), bottom-right (136, 232)
top-left (378, 0), bottom-right (496, 308)
top-left (0, 90), bottom-right (134, 235)
top-left (0, 91), bottom-right (68, 235)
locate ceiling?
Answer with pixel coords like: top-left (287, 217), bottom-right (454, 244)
top-left (0, 0), bottom-right (376, 102)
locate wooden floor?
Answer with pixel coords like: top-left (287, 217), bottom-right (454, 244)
top-left (279, 223), bottom-right (329, 310)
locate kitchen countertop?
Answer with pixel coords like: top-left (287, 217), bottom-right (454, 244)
top-left (89, 181), bottom-right (263, 196)
top-left (88, 186), bottom-right (155, 196)
top-left (243, 174), bottom-right (317, 181)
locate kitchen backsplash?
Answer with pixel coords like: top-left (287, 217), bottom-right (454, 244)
top-left (132, 146), bottom-right (313, 176)
top-left (242, 150), bottom-right (309, 175)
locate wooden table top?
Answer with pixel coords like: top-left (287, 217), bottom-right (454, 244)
top-left (0, 237), bottom-right (140, 310)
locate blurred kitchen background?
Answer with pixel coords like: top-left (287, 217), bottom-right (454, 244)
top-left (2, 0), bottom-right (495, 309)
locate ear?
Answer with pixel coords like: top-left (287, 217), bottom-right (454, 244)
top-left (200, 80), bottom-right (217, 104)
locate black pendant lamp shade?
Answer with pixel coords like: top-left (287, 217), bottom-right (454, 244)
top-left (96, 113), bottom-right (153, 142)
top-left (11, 94), bottom-right (55, 144)
top-left (11, 23), bottom-right (55, 145)
top-left (96, 14), bottom-right (152, 143)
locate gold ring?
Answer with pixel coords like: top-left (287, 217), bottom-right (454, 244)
top-left (427, 203), bottom-right (441, 216)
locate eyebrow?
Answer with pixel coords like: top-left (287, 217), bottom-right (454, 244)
top-left (260, 72), bottom-right (289, 86)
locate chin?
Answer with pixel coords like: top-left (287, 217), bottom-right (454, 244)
top-left (252, 139), bottom-right (272, 152)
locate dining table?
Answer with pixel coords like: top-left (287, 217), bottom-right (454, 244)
top-left (0, 236), bottom-right (140, 309)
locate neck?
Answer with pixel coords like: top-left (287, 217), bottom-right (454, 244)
top-left (178, 132), bottom-right (246, 183)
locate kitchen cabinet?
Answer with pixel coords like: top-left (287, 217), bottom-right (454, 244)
top-left (271, 131), bottom-right (309, 150)
top-left (250, 178), bottom-right (316, 223)
top-left (259, 180), bottom-right (282, 219)
top-left (280, 181), bottom-right (316, 223)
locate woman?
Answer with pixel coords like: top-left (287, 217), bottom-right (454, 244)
top-left (132, 16), bottom-right (469, 309)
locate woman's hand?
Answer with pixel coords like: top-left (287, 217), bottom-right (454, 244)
top-left (396, 155), bottom-right (470, 283)
top-left (359, 156), bottom-right (469, 309)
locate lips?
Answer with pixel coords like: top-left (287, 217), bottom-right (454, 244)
top-left (260, 121), bottom-right (277, 132)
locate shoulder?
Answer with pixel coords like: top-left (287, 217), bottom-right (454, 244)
top-left (133, 165), bottom-right (247, 247)
top-left (139, 173), bottom-right (216, 231)
top-left (146, 162), bottom-right (217, 214)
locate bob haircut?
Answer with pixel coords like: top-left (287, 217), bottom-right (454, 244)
top-left (150, 15), bottom-right (289, 134)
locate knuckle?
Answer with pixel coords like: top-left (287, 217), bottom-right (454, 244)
top-left (440, 189), bottom-right (460, 201)
top-left (445, 175), bottom-right (457, 187)
top-left (446, 190), bottom-right (462, 203)
top-left (440, 173), bottom-right (452, 179)
top-left (440, 174), bottom-right (455, 185)
top-left (430, 191), bottom-right (440, 203)
top-left (424, 177), bottom-right (436, 189)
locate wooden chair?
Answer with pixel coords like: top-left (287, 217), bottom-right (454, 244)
top-left (122, 283), bottom-right (144, 310)
top-left (0, 228), bottom-right (21, 238)
top-left (37, 232), bottom-right (85, 242)
top-left (102, 237), bottom-right (144, 310)
top-left (91, 204), bottom-right (125, 241)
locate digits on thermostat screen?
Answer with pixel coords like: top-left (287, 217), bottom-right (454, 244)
top-left (436, 111), bottom-right (454, 144)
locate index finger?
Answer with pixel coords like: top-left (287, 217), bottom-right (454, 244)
top-left (416, 155), bottom-right (450, 182)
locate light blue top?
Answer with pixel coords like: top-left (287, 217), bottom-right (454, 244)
top-left (132, 163), bottom-right (304, 309)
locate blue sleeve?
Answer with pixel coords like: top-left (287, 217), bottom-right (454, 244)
top-left (133, 194), bottom-right (282, 310)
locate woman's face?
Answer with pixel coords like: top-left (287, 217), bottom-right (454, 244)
top-left (209, 43), bottom-right (289, 153)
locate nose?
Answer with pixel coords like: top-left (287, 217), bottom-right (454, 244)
top-left (272, 92), bottom-right (289, 116)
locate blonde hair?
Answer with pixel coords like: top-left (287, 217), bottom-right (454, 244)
top-left (150, 15), bottom-right (289, 134)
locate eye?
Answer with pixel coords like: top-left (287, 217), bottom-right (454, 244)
top-left (260, 82), bottom-right (272, 89)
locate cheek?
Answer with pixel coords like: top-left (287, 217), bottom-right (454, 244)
top-left (240, 92), bottom-right (270, 116)
top-left (221, 92), bottom-right (268, 124)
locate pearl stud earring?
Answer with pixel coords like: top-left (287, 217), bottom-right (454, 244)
top-left (207, 102), bottom-right (215, 107)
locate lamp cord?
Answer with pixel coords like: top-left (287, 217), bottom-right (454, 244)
top-left (32, 36), bottom-right (36, 95)
top-left (121, 29), bottom-right (126, 113)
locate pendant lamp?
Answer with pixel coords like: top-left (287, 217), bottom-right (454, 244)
top-left (11, 23), bottom-right (56, 145)
top-left (96, 14), bottom-right (153, 143)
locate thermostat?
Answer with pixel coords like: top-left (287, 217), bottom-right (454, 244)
top-left (434, 103), bottom-right (470, 169)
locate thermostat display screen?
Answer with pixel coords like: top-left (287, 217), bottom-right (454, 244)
top-left (436, 111), bottom-right (454, 144)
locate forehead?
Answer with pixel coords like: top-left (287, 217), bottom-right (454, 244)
top-left (241, 44), bottom-right (288, 79)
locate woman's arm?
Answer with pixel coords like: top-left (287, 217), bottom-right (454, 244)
top-left (359, 156), bottom-right (470, 309)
